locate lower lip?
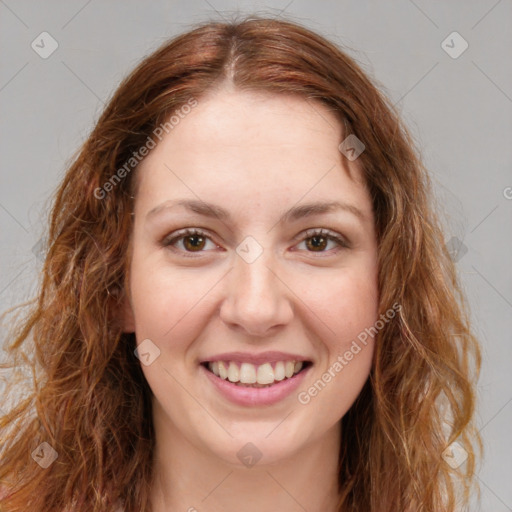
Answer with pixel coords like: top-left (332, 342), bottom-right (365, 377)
top-left (201, 364), bottom-right (311, 406)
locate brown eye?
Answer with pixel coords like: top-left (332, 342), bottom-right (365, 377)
top-left (305, 234), bottom-right (329, 252)
top-left (183, 234), bottom-right (206, 251)
top-left (296, 229), bottom-right (348, 254)
top-left (163, 228), bottom-right (217, 256)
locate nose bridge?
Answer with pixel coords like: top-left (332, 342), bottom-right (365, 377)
top-left (219, 245), bottom-right (293, 335)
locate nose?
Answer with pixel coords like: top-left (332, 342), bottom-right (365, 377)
top-left (219, 249), bottom-right (294, 337)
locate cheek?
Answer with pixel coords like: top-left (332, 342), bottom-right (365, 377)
top-left (128, 255), bottom-right (218, 343)
top-left (296, 270), bottom-right (377, 417)
top-left (297, 265), bottom-right (379, 345)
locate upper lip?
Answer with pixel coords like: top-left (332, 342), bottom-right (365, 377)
top-left (200, 351), bottom-right (312, 365)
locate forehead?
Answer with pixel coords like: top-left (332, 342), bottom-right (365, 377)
top-left (134, 88), bottom-right (370, 217)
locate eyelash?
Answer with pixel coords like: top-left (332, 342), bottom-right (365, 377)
top-left (161, 228), bottom-right (349, 258)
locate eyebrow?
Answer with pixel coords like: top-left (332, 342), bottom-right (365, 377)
top-left (146, 198), bottom-right (367, 224)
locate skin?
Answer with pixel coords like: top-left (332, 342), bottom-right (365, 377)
top-left (121, 84), bottom-right (379, 512)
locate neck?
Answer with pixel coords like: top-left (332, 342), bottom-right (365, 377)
top-left (149, 416), bottom-right (342, 512)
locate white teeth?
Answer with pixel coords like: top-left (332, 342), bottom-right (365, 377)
top-left (227, 362), bottom-right (240, 382)
top-left (274, 361), bottom-right (285, 381)
top-left (218, 361), bottom-right (228, 380)
top-left (239, 362), bottom-right (257, 384)
top-left (256, 363), bottom-right (275, 385)
top-left (207, 359), bottom-right (307, 385)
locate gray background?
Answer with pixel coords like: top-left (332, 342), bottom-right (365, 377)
top-left (1, 1), bottom-right (511, 510)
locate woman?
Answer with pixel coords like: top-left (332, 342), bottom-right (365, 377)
top-left (0, 16), bottom-right (481, 512)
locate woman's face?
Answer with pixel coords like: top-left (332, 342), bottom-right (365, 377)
top-left (123, 87), bottom-right (379, 466)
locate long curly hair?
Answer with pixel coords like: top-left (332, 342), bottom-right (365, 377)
top-left (0, 16), bottom-right (481, 512)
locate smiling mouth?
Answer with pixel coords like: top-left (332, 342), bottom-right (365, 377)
top-left (202, 360), bottom-right (312, 388)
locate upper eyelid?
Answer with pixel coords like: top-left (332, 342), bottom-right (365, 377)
top-left (162, 228), bottom-right (221, 250)
top-left (163, 228), bottom-right (217, 244)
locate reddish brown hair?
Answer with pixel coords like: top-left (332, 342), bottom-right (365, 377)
top-left (0, 16), bottom-right (481, 512)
